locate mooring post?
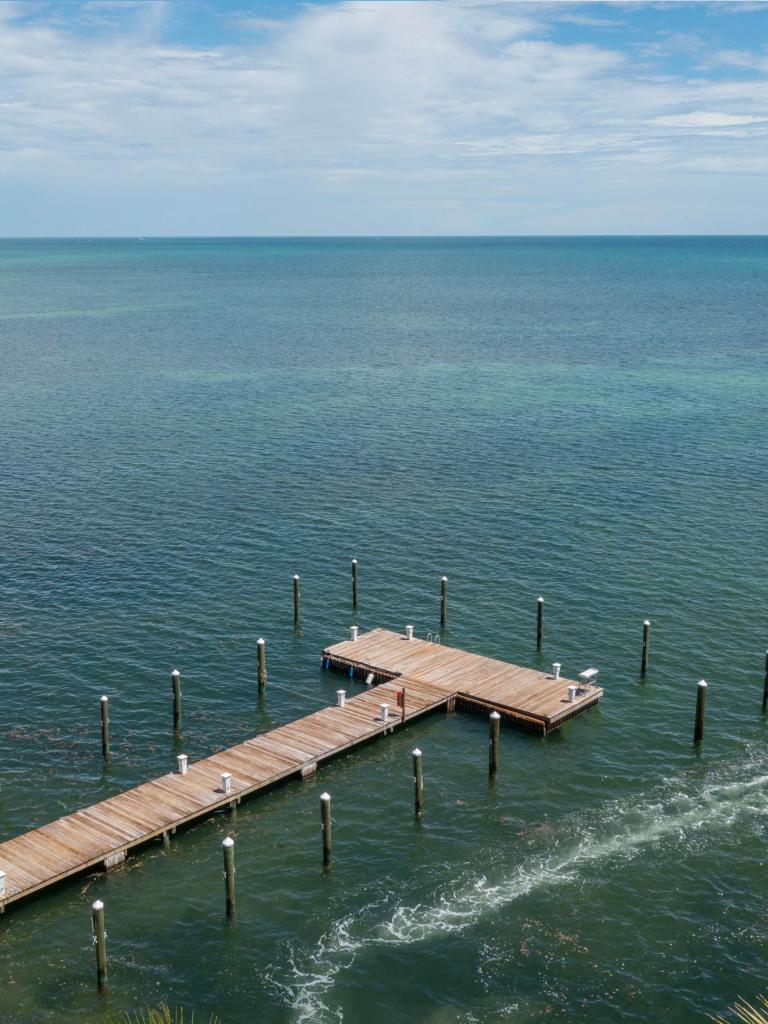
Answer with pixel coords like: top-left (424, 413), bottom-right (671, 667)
top-left (171, 669), bottom-right (182, 731)
top-left (223, 836), bottom-right (235, 919)
top-left (412, 747), bottom-right (424, 815)
top-left (489, 711), bottom-right (501, 776)
top-left (762, 650), bottom-right (768, 712)
top-left (91, 899), bottom-right (107, 990)
top-left (100, 696), bottom-right (110, 759)
top-left (257, 638), bottom-right (267, 693)
top-left (440, 576), bottom-right (448, 629)
top-left (536, 596), bottom-right (544, 651)
top-left (352, 558), bottom-right (358, 607)
top-left (293, 574), bottom-right (301, 624)
top-left (694, 680), bottom-right (707, 744)
top-left (320, 792), bottom-right (332, 867)
top-left (641, 620), bottom-right (651, 674)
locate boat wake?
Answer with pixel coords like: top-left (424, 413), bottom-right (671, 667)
top-left (268, 754), bottom-right (768, 1023)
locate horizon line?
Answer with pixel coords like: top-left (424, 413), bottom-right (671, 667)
top-left (2, 233), bottom-right (767, 241)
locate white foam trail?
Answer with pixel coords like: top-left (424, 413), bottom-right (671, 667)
top-left (272, 761), bottom-right (768, 1023)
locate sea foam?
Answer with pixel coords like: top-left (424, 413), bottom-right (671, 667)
top-left (269, 753), bottom-right (768, 1023)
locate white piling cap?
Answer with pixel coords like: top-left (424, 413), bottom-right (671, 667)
top-left (293, 574), bottom-right (300, 580)
top-left (100, 695), bottom-right (108, 702)
top-left (490, 710), bottom-right (501, 719)
top-left (92, 899), bottom-right (104, 911)
top-left (171, 669), bottom-right (180, 678)
top-left (320, 792), bottom-right (331, 801)
top-left (441, 575), bottom-right (448, 581)
top-left (257, 637), bottom-right (265, 646)
top-left (538, 595), bottom-right (544, 603)
top-left (644, 619), bottom-right (651, 626)
top-left (222, 836), bottom-right (234, 848)
top-left (412, 747), bottom-right (422, 757)
top-left (352, 558), bottom-right (357, 564)
top-left (698, 679), bottom-right (708, 688)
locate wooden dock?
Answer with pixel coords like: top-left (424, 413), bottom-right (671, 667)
top-left (0, 628), bottom-right (600, 912)
top-left (323, 628), bottom-right (601, 733)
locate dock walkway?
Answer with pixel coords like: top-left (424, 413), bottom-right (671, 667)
top-left (0, 628), bottom-right (600, 911)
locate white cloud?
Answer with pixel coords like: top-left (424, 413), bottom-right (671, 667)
top-left (651, 110), bottom-right (768, 127)
top-left (1, 0), bottom-right (768, 233)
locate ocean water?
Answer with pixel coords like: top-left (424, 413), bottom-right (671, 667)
top-left (0, 236), bottom-right (766, 1024)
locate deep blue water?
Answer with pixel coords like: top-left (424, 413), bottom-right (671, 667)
top-left (1, 236), bottom-right (767, 1024)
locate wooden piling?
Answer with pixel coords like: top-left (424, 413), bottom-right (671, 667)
top-left (171, 669), bottom-right (182, 731)
top-left (223, 836), bottom-right (235, 919)
top-left (763, 651), bottom-right (768, 712)
top-left (489, 711), bottom-right (500, 775)
top-left (293, 574), bottom-right (301, 623)
top-left (536, 597), bottom-right (544, 651)
top-left (641, 620), bottom-right (650, 674)
top-left (91, 899), bottom-right (107, 989)
top-left (694, 680), bottom-right (707, 744)
top-left (100, 696), bottom-right (110, 759)
top-left (412, 748), bottom-right (424, 815)
top-left (320, 792), bottom-right (332, 866)
top-left (257, 638), bottom-right (267, 693)
top-left (440, 576), bottom-right (448, 629)
top-left (352, 558), bottom-right (358, 607)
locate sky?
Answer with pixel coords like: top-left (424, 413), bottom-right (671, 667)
top-left (1, 0), bottom-right (768, 235)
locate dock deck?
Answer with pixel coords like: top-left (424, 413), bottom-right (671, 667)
top-left (323, 628), bottom-right (601, 732)
top-left (0, 628), bottom-right (600, 911)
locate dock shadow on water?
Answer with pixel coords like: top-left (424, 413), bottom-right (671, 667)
top-left (267, 748), bottom-right (768, 1024)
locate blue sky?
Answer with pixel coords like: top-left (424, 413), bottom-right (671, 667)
top-left (2, 1), bottom-right (768, 235)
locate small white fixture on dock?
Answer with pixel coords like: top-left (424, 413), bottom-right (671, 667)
top-left (552, 662), bottom-right (561, 680)
top-left (365, 672), bottom-right (374, 686)
top-left (579, 668), bottom-right (599, 690)
top-left (567, 685), bottom-right (578, 703)
top-left (380, 703), bottom-right (389, 722)
top-left (177, 753), bottom-right (188, 775)
top-left (405, 625), bottom-right (414, 641)
top-left (221, 772), bottom-right (232, 795)
top-left (0, 870), bottom-right (5, 895)
top-left (336, 689), bottom-right (346, 708)
top-left (350, 625), bottom-right (358, 642)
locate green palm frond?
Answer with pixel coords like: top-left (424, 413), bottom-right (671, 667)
top-left (714, 995), bottom-right (768, 1024)
top-left (109, 1003), bottom-right (221, 1024)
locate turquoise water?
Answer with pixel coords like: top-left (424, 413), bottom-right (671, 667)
top-left (0, 236), bottom-right (767, 1023)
